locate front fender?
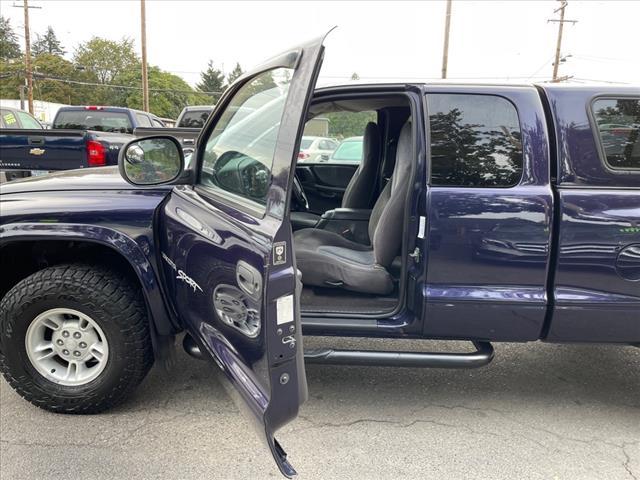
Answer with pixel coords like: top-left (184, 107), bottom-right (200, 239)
top-left (0, 222), bottom-right (175, 337)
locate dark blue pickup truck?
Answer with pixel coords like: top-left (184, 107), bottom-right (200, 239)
top-left (0, 36), bottom-right (638, 478)
top-left (0, 106), bottom-right (165, 173)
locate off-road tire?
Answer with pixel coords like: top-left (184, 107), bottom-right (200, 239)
top-left (0, 263), bottom-right (154, 413)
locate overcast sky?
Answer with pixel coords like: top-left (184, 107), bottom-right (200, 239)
top-left (2, 0), bottom-right (639, 87)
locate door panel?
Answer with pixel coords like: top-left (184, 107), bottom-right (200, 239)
top-left (423, 86), bottom-right (554, 342)
top-left (548, 190), bottom-right (640, 342)
top-left (158, 35), bottom-right (326, 477)
top-left (295, 162), bottom-right (358, 213)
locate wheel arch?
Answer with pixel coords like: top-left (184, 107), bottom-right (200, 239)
top-left (0, 223), bottom-right (180, 343)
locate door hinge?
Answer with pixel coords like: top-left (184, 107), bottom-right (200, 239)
top-left (409, 247), bottom-right (421, 263)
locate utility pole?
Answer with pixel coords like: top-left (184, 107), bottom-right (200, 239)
top-left (140, 0), bottom-right (150, 112)
top-left (13, 0), bottom-right (41, 114)
top-left (549, 1), bottom-right (577, 82)
top-left (441, 0), bottom-right (452, 79)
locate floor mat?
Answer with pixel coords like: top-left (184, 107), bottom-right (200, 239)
top-left (301, 286), bottom-right (398, 314)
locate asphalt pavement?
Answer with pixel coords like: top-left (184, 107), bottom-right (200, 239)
top-left (1, 337), bottom-right (639, 480)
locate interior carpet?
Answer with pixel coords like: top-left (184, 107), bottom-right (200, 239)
top-left (301, 286), bottom-right (398, 314)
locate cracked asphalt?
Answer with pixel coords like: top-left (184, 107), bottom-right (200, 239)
top-left (1, 337), bottom-right (639, 479)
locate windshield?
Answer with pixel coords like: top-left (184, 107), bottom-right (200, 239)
top-left (331, 138), bottom-right (363, 162)
top-left (178, 109), bottom-right (212, 128)
top-left (300, 138), bottom-right (314, 149)
top-left (54, 110), bottom-right (133, 133)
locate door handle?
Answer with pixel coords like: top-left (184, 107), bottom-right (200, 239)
top-left (236, 260), bottom-right (262, 300)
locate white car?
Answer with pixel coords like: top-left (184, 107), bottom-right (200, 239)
top-left (298, 136), bottom-right (339, 162)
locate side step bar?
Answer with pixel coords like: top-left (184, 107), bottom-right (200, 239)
top-left (184, 333), bottom-right (494, 369)
top-left (304, 341), bottom-right (494, 369)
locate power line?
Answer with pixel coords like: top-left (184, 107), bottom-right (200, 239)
top-left (25, 73), bottom-right (224, 94)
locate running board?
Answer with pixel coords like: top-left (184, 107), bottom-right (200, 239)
top-left (304, 341), bottom-right (494, 369)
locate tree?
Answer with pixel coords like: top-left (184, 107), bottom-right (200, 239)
top-left (31, 54), bottom-right (92, 105)
top-left (350, 72), bottom-right (360, 81)
top-left (113, 66), bottom-right (203, 118)
top-left (326, 111), bottom-right (376, 139)
top-left (226, 62), bottom-right (243, 84)
top-left (74, 37), bottom-right (138, 84)
top-left (197, 60), bottom-right (225, 102)
top-left (0, 15), bottom-right (21, 61)
top-left (32, 26), bottom-right (65, 57)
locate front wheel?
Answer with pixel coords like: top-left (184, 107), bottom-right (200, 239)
top-left (0, 264), bottom-right (154, 413)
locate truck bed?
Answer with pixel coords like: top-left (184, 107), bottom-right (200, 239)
top-left (0, 129), bottom-right (130, 171)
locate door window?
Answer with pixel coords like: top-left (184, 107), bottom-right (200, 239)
top-left (427, 94), bottom-right (523, 187)
top-left (198, 68), bottom-right (294, 207)
top-left (592, 98), bottom-right (640, 170)
top-left (302, 110), bottom-right (376, 163)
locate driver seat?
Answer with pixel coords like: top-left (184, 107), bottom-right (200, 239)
top-left (290, 122), bottom-right (381, 230)
top-left (293, 121), bottom-right (412, 295)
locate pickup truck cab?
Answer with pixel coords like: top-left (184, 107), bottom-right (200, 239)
top-left (0, 35), bottom-right (638, 477)
top-left (0, 106), bottom-right (166, 174)
top-left (175, 105), bottom-right (214, 128)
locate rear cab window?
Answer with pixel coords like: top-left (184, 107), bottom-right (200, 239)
top-left (135, 113), bottom-right (153, 127)
top-left (178, 110), bottom-right (211, 128)
top-left (591, 98), bottom-right (640, 171)
top-left (427, 93), bottom-right (523, 187)
top-left (15, 111), bottom-right (43, 129)
top-left (54, 110), bottom-right (133, 133)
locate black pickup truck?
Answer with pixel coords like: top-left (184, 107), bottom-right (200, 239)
top-left (0, 106), bottom-right (165, 174)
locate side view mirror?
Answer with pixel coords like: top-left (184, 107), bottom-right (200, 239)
top-left (118, 136), bottom-right (184, 186)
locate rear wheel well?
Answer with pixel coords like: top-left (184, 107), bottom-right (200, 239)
top-left (0, 240), bottom-right (140, 302)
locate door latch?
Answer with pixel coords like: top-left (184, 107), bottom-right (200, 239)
top-left (409, 247), bottom-right (421, 263)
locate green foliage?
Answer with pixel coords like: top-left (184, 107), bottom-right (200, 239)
top-left (32, 54), bottom-right (92, 104)
top-left (227, 62), bottom-right (243, 84)
top-left (74, 37), bottom-right (138, 84)
top-left (113, 66), bottom-right (204, 118)
top-left (325, 111), bottom-right (377, 139)
top-left (1, 31), bottom-right (250, 121)
top-left (32, 26), bottom-right (65, 57)
top-left (0, 60), bottom-right (23, 99)
top-left (0, 15), bottom-right (21, 61)
top-left (197, 60), bottom-right (225, 103)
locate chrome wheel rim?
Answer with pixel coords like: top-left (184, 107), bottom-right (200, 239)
top-left (25, 308), bottom-right (109, 386)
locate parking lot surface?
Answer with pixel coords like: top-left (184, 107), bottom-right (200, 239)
top-left (1, 337), bottom-right (638, 480)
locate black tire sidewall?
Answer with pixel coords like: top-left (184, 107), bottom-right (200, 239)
top-left (0, 266), bottom-right (151, 412)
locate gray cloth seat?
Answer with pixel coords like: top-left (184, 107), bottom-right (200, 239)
top-left (290, 122), bottom-right (381, 231)
top-left (294, 121), bottom-right (412, 295)
top-left (340, 121), bottom-right (381, 209)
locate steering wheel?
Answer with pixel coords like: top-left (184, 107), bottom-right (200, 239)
top-left (292, 174), bottom-right (309, 211)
